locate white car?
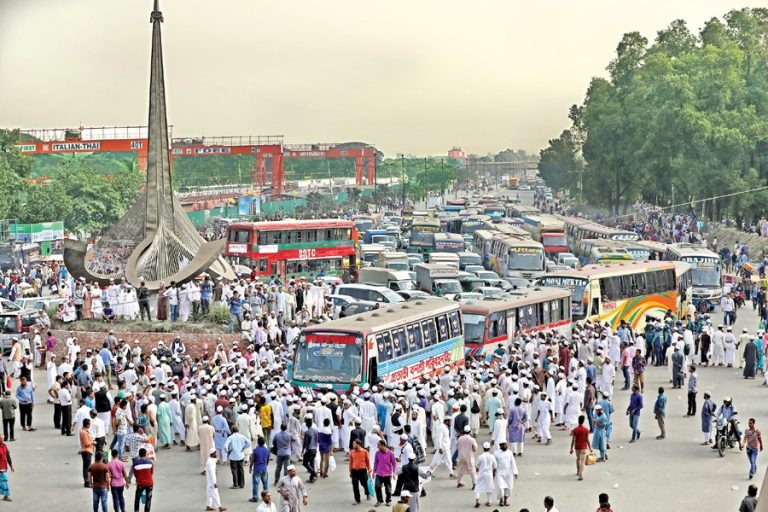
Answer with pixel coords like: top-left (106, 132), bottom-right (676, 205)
top-left (328, 294), bottom-right (359, 318)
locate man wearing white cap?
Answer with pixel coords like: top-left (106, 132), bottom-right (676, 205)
top-left (455, 426), bottom-right (477, 488)
top-left (198, 416), bottom-right (215, 474)
top-left (276, 465), bottom-right (308, 512)
top-left (430, 417), bottom-right (454, 478)
top-left (493, 441), bottom-right (518, 507)
top-left (491, 409), bottom-right (508, 450)
top-left (184, 395), bottom-right (200, 451)
top-left (474, 442), bottom-right (496, 508)
top-left (205, 447), bottom-right (226, 512)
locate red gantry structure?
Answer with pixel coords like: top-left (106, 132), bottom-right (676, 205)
top-left (17, 126), bottom-right (377, 193)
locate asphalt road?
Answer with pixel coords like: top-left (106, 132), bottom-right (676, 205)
top-left (3, 303), bottom-right (765, 511)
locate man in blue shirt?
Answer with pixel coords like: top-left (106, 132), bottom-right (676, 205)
top-left (654, 387), bottom-right (667, 440)
top-left (200, 277), bottom-right (213, 316)
top-left (15, 375), bottom-right (35, 432)
top-left (626, 383), bottom-right (643, 443)
top-left (249, 436), bottom-right (271, 503)
top-left (228, 291), bottom-right (244, 333)
top-left (224, 424), bottom-right (251, 489)
top-left (98, 343), bottom-right (113, 389)
top-left (271, 423), bottom-right (292, 483)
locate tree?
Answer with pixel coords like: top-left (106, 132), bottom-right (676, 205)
top-left (21, 181), bottom-right (74, 224)
top-left (538, 8), bottom-right (768, 221)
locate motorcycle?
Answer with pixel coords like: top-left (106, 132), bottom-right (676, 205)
top-left (714, 412), bottom-right (740, 457)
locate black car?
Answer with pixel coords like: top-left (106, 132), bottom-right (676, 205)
top-left (339, 302), bottom-right (377, 318)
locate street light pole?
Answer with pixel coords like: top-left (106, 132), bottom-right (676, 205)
top-left (400, 154), bottom-right (405, 206)
top-left (440, 158), bottom-right (445, 203)
top-left (423, 157), bottom-right (427, 204)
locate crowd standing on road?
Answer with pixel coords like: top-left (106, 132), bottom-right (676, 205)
top-left (2, 195), bottom-right (768, 510)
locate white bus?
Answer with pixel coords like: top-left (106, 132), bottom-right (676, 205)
top-left (667, 243), bottom-right (722, 310)
top-left (291, 300), bottom-right (464, 392)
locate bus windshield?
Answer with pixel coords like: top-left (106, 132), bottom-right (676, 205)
top-left (293, 334), bottom-right (363, 384)
top-left (542, 234), bottom-right (567, 247)
top-left (682, 257), bottom-right (721, 287)
top-left (509, 249), bottom-right (544, 271)
top-left (462, 313), bottom-right (486, 344)
top-left (411, 225), bottom-right (439, 246)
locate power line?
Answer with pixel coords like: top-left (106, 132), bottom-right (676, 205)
top-left (599, 184), bottom-right (768, 222)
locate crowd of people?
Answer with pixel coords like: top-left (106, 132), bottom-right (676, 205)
top-left (0, 281), bottom-right (762, 511)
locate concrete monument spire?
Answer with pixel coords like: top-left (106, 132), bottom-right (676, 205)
top-left (64, 0), bottom-right (234, 289)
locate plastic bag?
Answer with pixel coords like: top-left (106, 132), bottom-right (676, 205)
top-left (328, 455), bottom-right (337, 472)
top-left (585, 452), bottom-right (597, 466)
top-left (366, 475), bottom-right (375, 496)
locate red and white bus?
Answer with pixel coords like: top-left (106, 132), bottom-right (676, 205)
top-left (224, 219), bottom-right (358, 281)
top-left (461, 288), bottom-right (572, 355)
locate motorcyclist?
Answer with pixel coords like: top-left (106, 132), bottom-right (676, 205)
top-left (717, 396), bottom-right (744, 450)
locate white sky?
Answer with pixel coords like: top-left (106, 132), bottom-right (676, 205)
top-left (0, 0), bottom-right (764, 156)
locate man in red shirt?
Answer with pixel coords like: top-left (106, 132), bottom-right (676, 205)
top-left (132, 448), bottom-right (154, 512)
top-left (569, 415), bottom-right (592, 481)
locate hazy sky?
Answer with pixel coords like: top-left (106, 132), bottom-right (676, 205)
top-left (0, 1), bottom-right (764, 156)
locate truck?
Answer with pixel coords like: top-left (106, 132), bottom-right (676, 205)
top-left (428, 252), bottom-right (460, 269)
top-left (359, 267), bottom-right (415, 292)
top-left (414, 263), bottom-right (462, 298)
top-left (359, 243), bottom-right (387, 267)
top-left (377, 251), bottom-right (409, 271)
top-left (521, 214), bottom-right (568, 257)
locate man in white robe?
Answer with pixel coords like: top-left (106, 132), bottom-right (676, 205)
top-left (474, 442), bottom-right (496, 508)
top-left (493, 442), bottom-right (518, 507)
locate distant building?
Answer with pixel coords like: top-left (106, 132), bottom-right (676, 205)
top-left (448, 147), bottom-right (467, 164)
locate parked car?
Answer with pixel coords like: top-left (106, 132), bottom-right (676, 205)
top-left (339, 301), bottom-right (378, 318)
top-left (335, 284), bottom-right (405, 304)
top-left (396, 290), bottom-right (442, 301)
top-left (14, 297), bottom-right (65, 313)
top-left (453, 292), bottom-right (484, 301)
top-left (472, 287), bottom-right (506, 299)
top-left (0, 310), bottom-right (39, 354)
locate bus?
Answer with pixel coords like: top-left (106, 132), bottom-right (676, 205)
top-left (408, 218), bottom-right (441, 255)
top-left (224, 219), bottom-right (358, 281)
top-left (575, 240), bottom-right (633, 266)
top-left (458, 215), bottom-right (489, 235)
top-left (291, 300), bottom-right (464, 391)
top-left (508, 176), bottom-right (520, 189)
top-left (472, 230), bottom-right (497, 268)
top-left (352, 215), bottom-right (375, 234)
top-left (521, 214), bottom-right (568, 256)
top-left (483, 204), bottom-right (507, 218)
top-left (559, 216), bottom-right (640, 253)
top-left (487, 235), bottom-right (546, 279)
top-left (607, 239), bottom-right (670, 262)
top-left (667, 244), bottom-right (722, 309)
top-left (433, 233), bottom-right (465, 253)
top-left (508, 204), bottom-right (540, 218)
top-left (535, 260), bottom-right (692, 331)
top-left (461, 288), bottom-right (572, 354)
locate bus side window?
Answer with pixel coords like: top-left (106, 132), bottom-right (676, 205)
top-left (394, 328), bottom-right (408, 356)
top-left (421, 319), bottom-right (436, 347)
top-left (543, 300), bottom-right (551, 324)
top-left (448, 311), bottom-right (462, 338)
top-left (436, 315), bottom-right (449, 342)
top-left (489, 312), bottom-right (507, 338)
top-left (550, 300), bottom-right (559, 322)
top-left (378, 332), bottom-right (393, 362)
top-left (406, 324), bottom-right (421, 352)
top-left (259, 259), bottom-right (268, 273)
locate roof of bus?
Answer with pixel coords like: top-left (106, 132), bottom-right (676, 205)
top-left (495, 234), bottom-right (544, 247)
top-left (557, 215), bottom-right (636, 235)
top-left (301, 300), bottom-right (460, 334)
top-left (434, 232), bottom-right (464, 241)
top-left (669, 243), bottom-right (719, 257)
top-left (412, 217), bottom-right (440, 226)
top-left (541, 260), bottom-right (679, 278)
top-left (460, 287), bottom-right (571, 315)
top-left (229, 219), bottom-right (354, 231)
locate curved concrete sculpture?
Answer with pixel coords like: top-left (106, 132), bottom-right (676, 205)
top-left (64, 0), bottom-right (234, 290)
